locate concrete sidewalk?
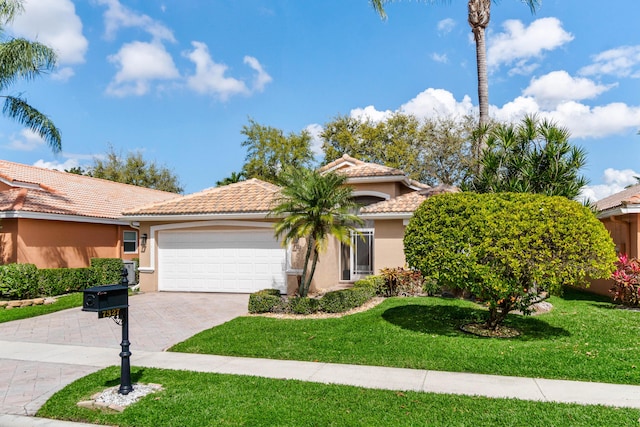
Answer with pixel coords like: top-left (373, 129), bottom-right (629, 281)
top-left (3, 339), bottom-right (640, 427)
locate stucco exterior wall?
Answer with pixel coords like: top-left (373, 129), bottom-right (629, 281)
top-left (0, 218), bottom-right (137, 268)
top-left (372, 219), bottom-right (406, 272)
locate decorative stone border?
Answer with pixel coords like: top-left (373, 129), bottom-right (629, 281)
top-left (0, 297), bottom-right (56, 309)
top-left (77, 383), bottom-right (164, 412)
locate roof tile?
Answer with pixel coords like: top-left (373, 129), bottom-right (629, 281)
top-left (0, 160), bottom-right (180, 220)
top-left (123, 178), bottom-right (281, 215)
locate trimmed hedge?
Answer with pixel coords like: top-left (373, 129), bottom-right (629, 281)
top-left (248, 289), bottom-right (282, 313)
top-left (0, 263), bottom-right (39, 299)
top-left (249, 286), bottom-right (375, 315)
top-left (353, 275), bottom-right (386, 296)
top-left (91, 258), bottom-right (125, 285)
top-left (319, 288), bottom-right (375, 313)
top-left (38, 268), bottom-right (96, 297)
top-left (0, 258), bottom-right (127, 300)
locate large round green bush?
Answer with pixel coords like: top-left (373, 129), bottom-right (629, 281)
top-left (404, 192), bottom-right (617, 329)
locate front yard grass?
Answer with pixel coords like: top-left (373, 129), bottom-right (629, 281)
top-left (37, 366), bottom-right (640, 427)
top-left (171, 288), bottom-right (640, 385)
top-left (0, 293), bottom-right (83, 323)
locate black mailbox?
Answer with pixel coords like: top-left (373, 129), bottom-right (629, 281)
top-left (82, 284), bottom-right (129, 316)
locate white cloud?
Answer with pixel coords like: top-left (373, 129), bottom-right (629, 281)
top-left (579, 45), bottom-right (640, 78)
top-left (51, 67), bottom-right (75, 82)
top-left (244, 56), bottom-right (272, 92)
top-left (10, 0), bottom-right (87, 68)
top-left (185, 42), bottom-right (271, 101)
top-left (33, 158), bottom-right (80, 171)
top-left (431, 52), bottom-right (448, 64)
top-left (6, 129), bottom-right (45, 151)
top-left (97, 0), bottom-right (175, 43)
top-left (350, 105), bottom-right (394, 123)
top-left (401, 88), bottom-right (474, 119)
top-left (548, 101), bottom-right (640, 139)
top-left (437, 18), bottom-right (455, 35)
top-left (106, 41), bottom-right (179, 97)
top-left (579, 168), bottom-right (640, 202)
top-left (488, 18), bottom-right (573, 74)
top-left (523, 71), bottom-right (615, 108)
top-left (304, 123), bottom-right (324, 157)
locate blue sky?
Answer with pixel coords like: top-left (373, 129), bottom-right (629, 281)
top-left (3, 0), bottom-right (640, 200)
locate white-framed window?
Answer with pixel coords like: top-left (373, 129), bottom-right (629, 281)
top-left (340, 229), bottom-right (374, 281)
top-left (123, 231), bottom-right (138, 254)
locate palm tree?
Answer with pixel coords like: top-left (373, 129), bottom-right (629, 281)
top-left (271, 168), bottom-right (363, 297)
top-left (471, 114), bottom-right (588, 200)
top-left (0, 0), bottom-right (61, 152)
top-left (216, 171), bottom-right (246, 187)
top-left (370, 0), bottom-right (540, 137)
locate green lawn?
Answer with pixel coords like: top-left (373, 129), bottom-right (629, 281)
top-left (171, 289), bottom-right (640, 385)
top-left (37, 366), bottom-right (640, 427)
top-left (0, 293), bottom-right (83, 323)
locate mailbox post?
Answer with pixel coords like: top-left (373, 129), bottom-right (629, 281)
top-left (82, 268), bottom-right (133, 395)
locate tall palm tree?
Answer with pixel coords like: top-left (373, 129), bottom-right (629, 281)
top-left (0, 0), bottom-right (61, 152)
top-left (271, 168), bottom-right (363, 297)
top-left (370, 0), bottom-right (540, 137)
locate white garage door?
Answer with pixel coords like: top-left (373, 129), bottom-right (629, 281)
top-left (158, 230), bottom-right (286, 293)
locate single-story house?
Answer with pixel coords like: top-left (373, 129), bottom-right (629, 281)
top-left (0, 160), bottom-right (181, 269)
top-left (123, 155), bottom-right (457, 295)
top-left (591, 184), bottom-right (640, 295)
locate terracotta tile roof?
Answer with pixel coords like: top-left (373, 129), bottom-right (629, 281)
top-left (320, 154), bottom-right (407, 179)
top-left (123, 178), bottom-right (281, 216)
top-left (595, 184), bottom-right (640, 212)
top-left (0, 160), bottom-right (180, 220)
top-left (361, 185), bottom-right (459, 214)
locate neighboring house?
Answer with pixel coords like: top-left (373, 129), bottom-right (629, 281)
top-left (0, 160), bottom-right (181, 269)
top-left (591, 184), bottom-right (640, 295)
top-left (123, 155), bottom-right (457, 295)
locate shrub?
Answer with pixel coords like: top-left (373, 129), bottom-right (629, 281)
top-left (353, 275), bottom-right (386, 296)
top-left (91, 258), bottom-right (125, 285)
top-left (248, 289), bottom-right (282, 313)
top-left (404, 192), bottom-right (617, 330)
top-left (319, 287), bottom-right (374, 313)
top-left (379, 267), bottom-right (425, 296)
top-left (38, 268), bottom-right (96, 296)
top-left (0, 263), bottom-right (39, 299)
top-left (287, 296), bottom-right (320, 315)
top-left (610, 254), bottom-right (640, 306)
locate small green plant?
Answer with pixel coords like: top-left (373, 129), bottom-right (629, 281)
top-left (248, 289), bottom-right (282, 313)
top-left (287, 296), bottom-right (319, 314)
top-left (610, 254), bottom-right (640, 306)
top-left (353, 275), bottom-right (386, 296)
top-left (319, 288), bottom-right (374, 313)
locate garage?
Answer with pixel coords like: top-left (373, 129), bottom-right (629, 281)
top-left (157, 230), bottom-right (286, 293)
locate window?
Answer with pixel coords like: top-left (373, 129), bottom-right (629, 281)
top-left (340, 229), bottom-right (374, 281)
top-left (123, 231), bottom-right (138, 253)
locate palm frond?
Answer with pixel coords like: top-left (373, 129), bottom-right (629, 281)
top-left (2, 96), bottom-right (61, 152)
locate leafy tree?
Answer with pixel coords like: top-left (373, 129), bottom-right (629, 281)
top-left (87, 146), bottom-right (183, 193)
top-left (321, 112), bottom-right (477, 186)
top-left (271, 168), bottom-right (363, 297)
top-left (64, 166), bottom-right (85, 175)
top-left (471, 115), bottom-right (588, 200)
top-left (370, 0), bottom-right (540, 144)
top-left (0, 0), bottom-right (61, 152)
top-left (216, 171), bottom-right (246, 187)
top-left (241, 118), bottom-right (314, 183)
top-left (404, 192), bottom-right (617, 330)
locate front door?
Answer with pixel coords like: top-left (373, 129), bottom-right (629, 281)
top-left (341, 229), bottom-right (374, 281)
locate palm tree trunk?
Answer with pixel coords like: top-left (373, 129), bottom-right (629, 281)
top-left (468, 0), bottom-right (491, 154)
top-left (299, 236), bottom-right (315, 297)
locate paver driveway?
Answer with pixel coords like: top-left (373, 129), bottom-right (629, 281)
top-left (0, 292), bottom-right (249, 415)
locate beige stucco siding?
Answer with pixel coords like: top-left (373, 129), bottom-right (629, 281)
top-left (372, 219), bottom-right (407, 272)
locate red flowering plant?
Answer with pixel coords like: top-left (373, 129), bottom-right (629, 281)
top-left (610, 254), bottom-right (640, 306)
